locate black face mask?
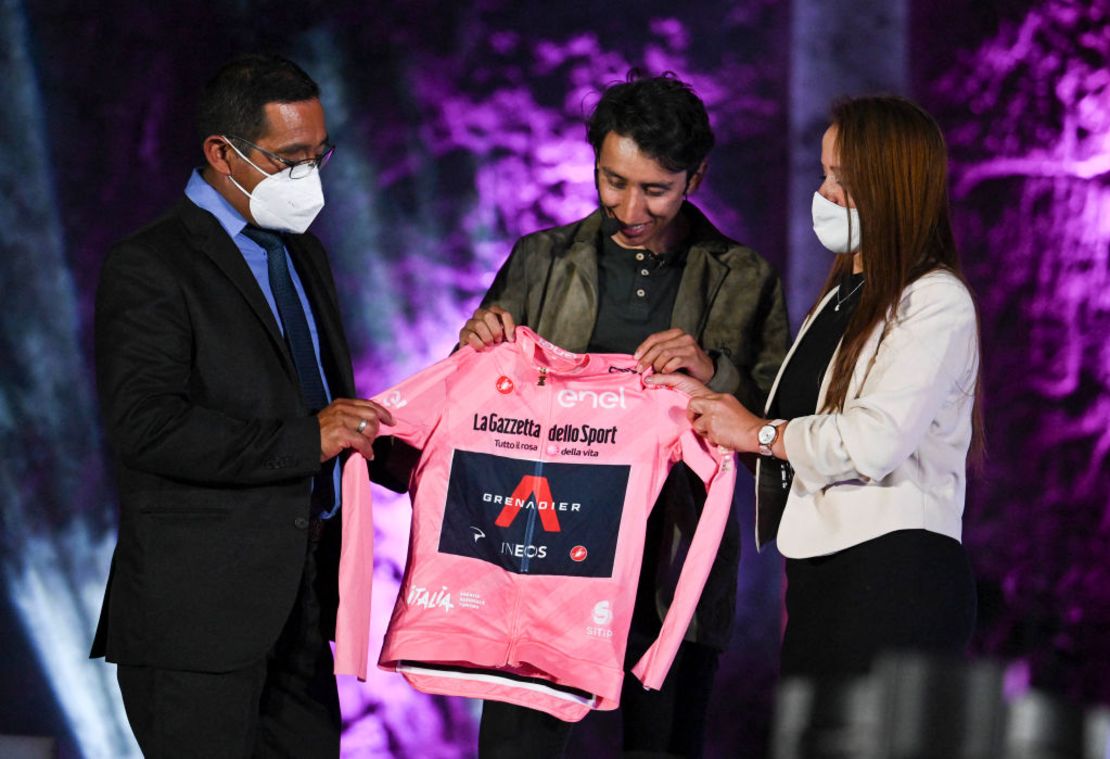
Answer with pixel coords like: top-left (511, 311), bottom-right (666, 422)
top-left (594, 166), bottom-right (622, 237)
top-left (594, 163), bottom-right (696, 239)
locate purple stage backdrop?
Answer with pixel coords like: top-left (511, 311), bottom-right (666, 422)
top-left (0, 1), bottom-right (1106, 757)
top-left (916, 0), bottom-right (1110, 703)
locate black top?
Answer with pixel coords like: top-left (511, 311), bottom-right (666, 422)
top-left (771, 272), bottom-right (865, 420)
top-left (587, 232), bottom-right (688, 354)
top-left (585, 229), bottom-right (689, 639)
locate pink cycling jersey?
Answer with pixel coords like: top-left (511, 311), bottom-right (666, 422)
top-left (335, 327), bottom-right (736, 721)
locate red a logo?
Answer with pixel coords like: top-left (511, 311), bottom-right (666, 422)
top-left (493, 475), bottom-right (561, 532)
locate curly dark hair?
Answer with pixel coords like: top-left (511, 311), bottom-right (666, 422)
top-left (586, 70), bottom-right (714, 177)
top-left (197, 54), bottom-right (319, 145)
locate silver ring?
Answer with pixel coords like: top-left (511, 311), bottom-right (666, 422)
top-left (356, 418), bottom-right (368, 434)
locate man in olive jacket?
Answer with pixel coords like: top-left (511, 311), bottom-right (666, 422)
top-left (461, 73), bottom-right (789, 758)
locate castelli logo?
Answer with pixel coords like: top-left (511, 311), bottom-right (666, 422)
top-left (496, 376), bottom-right (514, 394)
top-left (380, 390), bottom-right (408, 409)
top-left (570, 545), bottom-right (588, 562)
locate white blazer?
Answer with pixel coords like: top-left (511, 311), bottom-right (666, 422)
top-left (755, 269), bottom-right (979, 558)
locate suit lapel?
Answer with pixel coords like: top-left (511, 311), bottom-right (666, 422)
top-left (286, 236), bottom-right (355, 398)
top-left (670, 205), bottom-right (730, 339)
top-left (761, 288), bottom-right (838, 415)
top-left (177, 200), bottom-right (297, 380)
top-left (542, 238), bottom-right (600, 353)
top-left (754, 287), bottom-right (838, 550)
top-left (671, 245), bottom-right (727, 338)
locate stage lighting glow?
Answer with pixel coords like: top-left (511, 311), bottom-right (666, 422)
top-left (1, 0), bottom-right (139, 755)
top-left (10, 530), bottom-right (140, 757)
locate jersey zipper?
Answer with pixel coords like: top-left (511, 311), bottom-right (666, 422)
top-left (519, 365), bottom-right (551, 573)
top-left (507, 363), bottom-right (553, 661)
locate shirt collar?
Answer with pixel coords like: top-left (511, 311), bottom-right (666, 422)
top-left (600, 231), bottom-right (688, 268)
top-left (185, 169), bottom-right (249, 241)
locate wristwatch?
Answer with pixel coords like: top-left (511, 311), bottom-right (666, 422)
top-left (757, 419), bottom-right (787, 457)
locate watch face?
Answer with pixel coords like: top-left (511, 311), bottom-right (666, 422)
top-left (758, 425), bottom-right (776, 445)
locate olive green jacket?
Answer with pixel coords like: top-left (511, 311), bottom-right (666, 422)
top-left (480, 203), bottom-right (789, 648)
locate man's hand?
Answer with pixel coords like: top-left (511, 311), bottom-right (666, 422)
top-left (318, 398), bottom-right (394, 462)
top-left (634, 328), bottom-right (715, 383)
top-left (459, 305), bottom-right (516, 351)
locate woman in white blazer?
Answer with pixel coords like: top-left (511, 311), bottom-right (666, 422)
top-left (649, 95), bottom-right (981, 678)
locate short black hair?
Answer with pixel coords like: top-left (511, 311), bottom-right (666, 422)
top-left (197, 54), bottom-right (319, 144)
top-left (586, 71), bottom-right (714, 176)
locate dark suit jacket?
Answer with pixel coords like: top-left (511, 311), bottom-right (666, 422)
top-left (91, 197), bottom-right (354, 672)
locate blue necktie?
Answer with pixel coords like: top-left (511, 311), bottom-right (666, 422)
top-left (243, 226), bottom-right (334, 516)
top-left (243, 226), bottom-right (329, 413)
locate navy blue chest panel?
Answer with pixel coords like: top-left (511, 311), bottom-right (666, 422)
top-left (438, 449), bottom-right (630, 577)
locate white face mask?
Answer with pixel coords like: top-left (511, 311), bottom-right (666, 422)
top-left (811, 191), bottom-right (861, 254)
top-left (223, 138), bottom-right (325, 234)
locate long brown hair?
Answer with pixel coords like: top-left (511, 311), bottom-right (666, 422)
top-left (817, 95), bottom-right (984, 460)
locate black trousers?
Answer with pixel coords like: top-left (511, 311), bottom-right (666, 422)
top-left (617, 636), bottom-right (719, 758)
top-left (477, 638), bottom-right (720, 759)
top-left (781, 529), bottom-right (977, 680)
top-left (117, 534), bottom-right (340, 759)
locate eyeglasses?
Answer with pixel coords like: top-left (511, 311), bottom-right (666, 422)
top-left (228, 136), bottom-right (336, 179)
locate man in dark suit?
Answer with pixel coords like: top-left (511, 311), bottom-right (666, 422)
top-left (91, 54), bottom-right (391, 758)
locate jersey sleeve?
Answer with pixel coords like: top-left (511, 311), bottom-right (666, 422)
top-left (630, 425), bottom-right (737, 690)
top-left (334, 348), bottom-right (471, 679)
top-left (334, 454), bottom-right (375, 678)
top-left (371, 348), bottom-right (477, 450)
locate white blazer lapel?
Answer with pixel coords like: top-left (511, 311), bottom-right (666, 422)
top-left (762, 288), bottom-right (839, 416)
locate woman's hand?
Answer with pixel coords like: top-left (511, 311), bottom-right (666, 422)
top-left (646, 373), bottom-right (764, 452)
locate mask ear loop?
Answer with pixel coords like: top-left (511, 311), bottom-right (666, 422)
top-left (595, 165), bottom-right (623, 239)
top-left (840, 181), bottom-right (861, 253)
top-left (221, 136), bottom-right (275, 179)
